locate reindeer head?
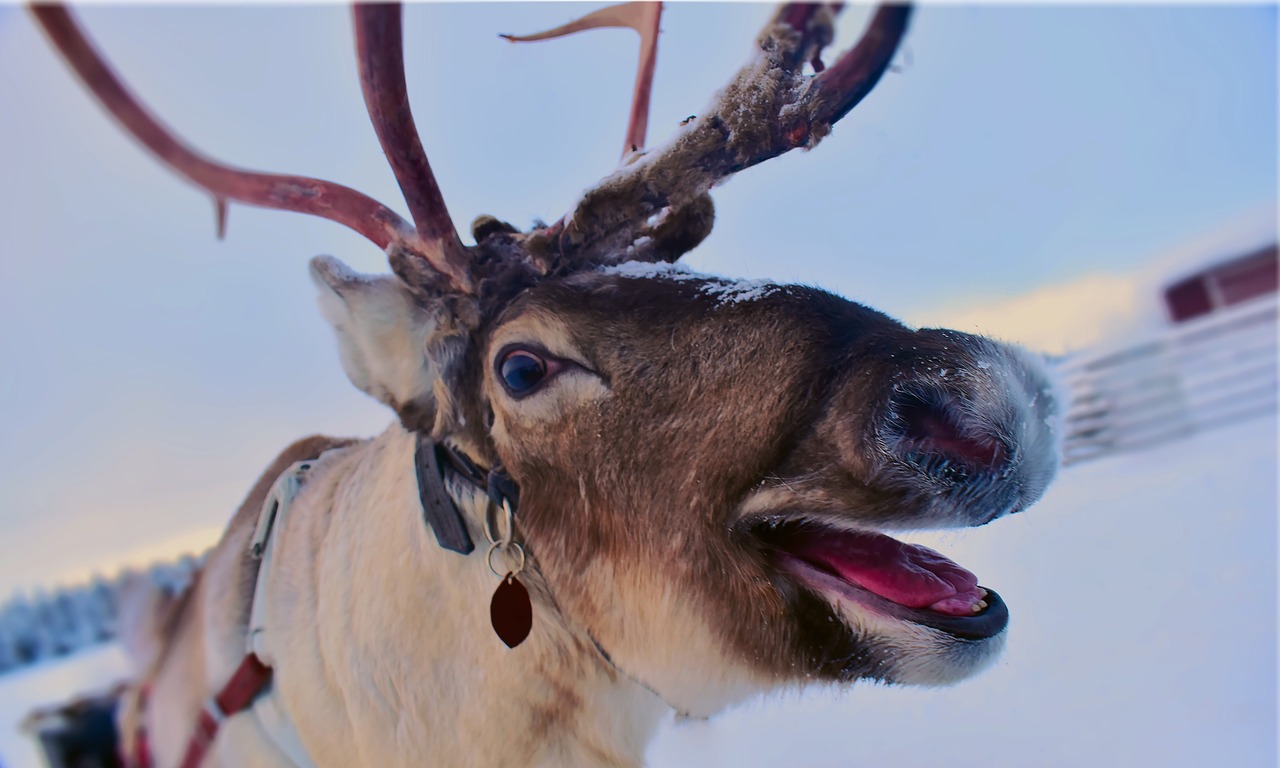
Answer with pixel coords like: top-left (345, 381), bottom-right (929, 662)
top-left (38, 2), bottom-right (1060, 718)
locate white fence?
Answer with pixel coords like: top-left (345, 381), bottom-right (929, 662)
top-left (1058, 294), bottom-right (1278, 466)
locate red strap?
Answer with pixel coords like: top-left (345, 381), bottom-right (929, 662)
top-left (120, 684), bottom-right (152, 768)
top-left (179, 654), bottom-right (274, 768)
top-left (132, 725), bottom-right (152, 768)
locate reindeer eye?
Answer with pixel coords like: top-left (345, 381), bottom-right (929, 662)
top-left (498, 349), bottom-right (548, 396)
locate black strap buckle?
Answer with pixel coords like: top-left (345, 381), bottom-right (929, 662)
top-left (486, 465), bottom-right (520, 515)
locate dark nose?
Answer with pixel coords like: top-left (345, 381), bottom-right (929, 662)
top-left (887, 386), bottom-right (1011, 482)
top-left (870, 327), bottom-right (1062, 524)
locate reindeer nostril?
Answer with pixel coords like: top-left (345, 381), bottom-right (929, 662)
top-left (890, 390), bottom-right (1007, 472)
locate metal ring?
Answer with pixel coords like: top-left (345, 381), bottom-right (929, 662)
top-left (484, 497), bottom-right (515, 548)
top-left (486, 540), bottom-right (526, 578)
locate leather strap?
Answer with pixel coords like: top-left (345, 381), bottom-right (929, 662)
top-left (438, 441), bottom-right (489, 491)
top-left (165, 441), bottom-right (512, 767)
top-left (179, 654), bottom-right (273, 768)
top-left (415, 436), bottom-right (476, 555)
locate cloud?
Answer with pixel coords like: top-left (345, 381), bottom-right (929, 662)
top-left (906, 204), bottom-right (1277, 357)
top-left (906, 272), bottom-right (1144, 356)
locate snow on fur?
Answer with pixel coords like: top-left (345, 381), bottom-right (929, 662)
top-left (601, 261), bottom-right (782, 305)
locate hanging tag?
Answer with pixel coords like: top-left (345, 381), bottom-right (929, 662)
top-left (490, 573), bottom-right (532, 648)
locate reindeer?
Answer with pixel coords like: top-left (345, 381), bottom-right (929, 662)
top-left (33, 3), bottom-right (1060, 767)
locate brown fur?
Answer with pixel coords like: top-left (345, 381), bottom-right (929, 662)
top-left (37, 5), bottom-right (1057, 765)
top-left (117, 262), bottom-right (1058, 766)
top-left (450, 270), bottom-right (1059, 709)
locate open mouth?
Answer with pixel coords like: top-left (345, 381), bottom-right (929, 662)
top-left (752, 518), bottom-right (1009, 640)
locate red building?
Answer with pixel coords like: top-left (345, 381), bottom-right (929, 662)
top-left (1163, 243), bottom-right (1278, 323)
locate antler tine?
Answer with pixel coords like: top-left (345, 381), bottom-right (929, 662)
top-left (523, 2), bottom-right (912, 269)
top-left (799, 4), bottom-right (911, 132)
top-left (503, 2), bottom-right (663, 157)
top-left (625, 3), bottom-right (662, 154)
top-left (30, 5), bottom-right (414, 252)
top-left (352, 3), bottom-right (473, 293)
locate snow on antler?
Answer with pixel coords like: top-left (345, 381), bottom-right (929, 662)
top-left (520, 3), bottom-right (913, 269)
top-left (33, 2), bottom-right (911, 295)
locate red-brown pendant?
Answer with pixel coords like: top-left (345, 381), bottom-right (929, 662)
top-left (490, 572), bottom-right (532, 648)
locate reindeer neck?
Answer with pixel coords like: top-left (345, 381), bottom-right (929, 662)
top-left (267, 424), bottom-right (666, 767)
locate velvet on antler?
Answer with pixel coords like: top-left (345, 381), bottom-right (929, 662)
top-left (520, 3), bottom-right (913, 270)
top-left (33, 2), bottom-right (912, 296)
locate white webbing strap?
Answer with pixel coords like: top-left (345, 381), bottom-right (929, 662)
top-left (244, 461), bottom-right (317, 768)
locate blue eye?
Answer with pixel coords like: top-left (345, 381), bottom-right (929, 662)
top-left (498, 350), bottom-right (547, 396)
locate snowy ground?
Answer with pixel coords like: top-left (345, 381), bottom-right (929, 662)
top-left (1, 416), bottom-right (1274, 767)
top-left (0, 644), bottom-right (128, 768)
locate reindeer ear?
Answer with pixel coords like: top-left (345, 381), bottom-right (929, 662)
top-left (310, 255), bottom-right (450, 430)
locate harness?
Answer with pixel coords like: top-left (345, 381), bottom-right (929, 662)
top-left (132, 434), bottom-right (673, 766)
top-left (127, 437), bottom-right (517, 768)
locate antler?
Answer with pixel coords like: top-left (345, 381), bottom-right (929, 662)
top-left (30, 4), bottom-right (472, 293)
top-left (520, 3), bottom-right (912, 269)
top-left (503, 2), bottom-right (663, 157)
top-left (353, 4), bottom-right (472, 292)
top-left (35, 3), bottom-right (910, 295)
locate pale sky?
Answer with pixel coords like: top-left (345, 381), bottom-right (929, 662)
top-left (0, 3), bottom-right (1275, 593)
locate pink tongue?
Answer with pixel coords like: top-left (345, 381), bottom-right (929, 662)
top-left (791, 531), bottom-right (982, 616)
